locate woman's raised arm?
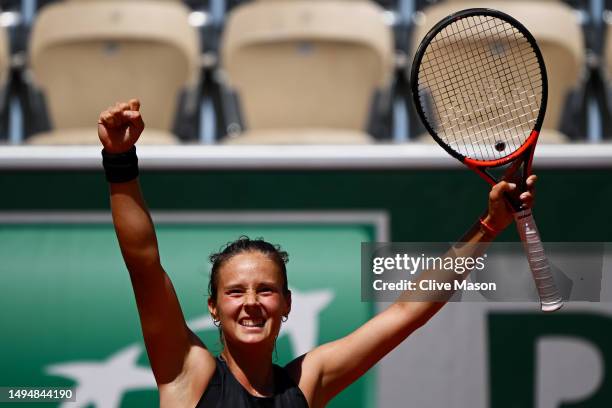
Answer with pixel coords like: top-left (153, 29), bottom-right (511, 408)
top-left (289, 178), bottom-right (536, 407)
top-left (99, 100), bottom-right (215, 390)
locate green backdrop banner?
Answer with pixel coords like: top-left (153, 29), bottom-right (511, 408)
top-left (0, 218), bottom-right (379, 408)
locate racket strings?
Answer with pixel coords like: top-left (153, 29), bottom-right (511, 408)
top-left (416, 15), bottom-right (543, 161)
top-left (426, 18), bottom-right (540, 148)
top-left (422, 17), bottom-right (538, 158)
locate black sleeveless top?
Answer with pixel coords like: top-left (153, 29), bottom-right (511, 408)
top-left (196, 357), bottom-right (309, 408)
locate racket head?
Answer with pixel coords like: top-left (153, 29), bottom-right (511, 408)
top-left (410, 8), bottom-right (548, 168)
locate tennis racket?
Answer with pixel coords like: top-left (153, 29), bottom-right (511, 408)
top-left (410, 8), bottom-right (563, 312)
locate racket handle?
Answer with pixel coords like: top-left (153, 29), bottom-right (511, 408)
top-left (514, 209), bottom-right (563, 312)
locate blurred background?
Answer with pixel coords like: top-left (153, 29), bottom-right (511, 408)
top-left (0, 1), bottom-right (611, 408)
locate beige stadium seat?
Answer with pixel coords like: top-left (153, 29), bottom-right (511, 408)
top-left (411, 1), bottom-right (585, 143)
top-left (67, 0), bottom-right (182, 2)
top-left (68, 0), bottom-right (182, 2)
top-left (604, 18), bottom-right (612, 110)
top-left (220, 0), bottom-right (394, 144)
top-left (26, 0), bottom-right (200, 145)
top-left (0, 24), bottom-right (10, 114)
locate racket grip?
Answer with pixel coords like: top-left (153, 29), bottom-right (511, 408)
top-left (514, 209), bottom-right (563, 312)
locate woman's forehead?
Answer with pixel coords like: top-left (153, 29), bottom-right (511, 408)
top-left (218, 252), bottom-right (283, 285)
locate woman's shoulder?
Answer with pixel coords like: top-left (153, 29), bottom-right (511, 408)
top-left (158, 344), bottom-right (217, 408)
top-left (284, 353), bottom-right (323, 406)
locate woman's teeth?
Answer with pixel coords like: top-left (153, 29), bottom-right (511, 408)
top-left (240, 319), bottom-right (265, 327)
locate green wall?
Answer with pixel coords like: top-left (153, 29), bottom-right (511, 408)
top-left (1, 168), bottom-right (610, 241)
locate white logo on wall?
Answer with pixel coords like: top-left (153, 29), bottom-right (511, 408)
top-left (45, 287), bottom-right (334, 408)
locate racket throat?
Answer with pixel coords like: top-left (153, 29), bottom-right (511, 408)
top-left (466, 163), bottom-right (497, 186)
top-left (468, 159), bottom-right (533, 212)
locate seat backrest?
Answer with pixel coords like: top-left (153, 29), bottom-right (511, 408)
top-left (221, 0), bottom-right (394, 131)
top-left (67, 0), bottom-right (182, 1)
top-left (29, 0), bottom-right (200, 131)
top-left (604, 20), bottom-right (612, 83)
top-left (411, 1), bottom-right (584, 135)
top-left (0, 24), bottom-right (10, 103)
top-left (443, 0), bottom-right (562, 2)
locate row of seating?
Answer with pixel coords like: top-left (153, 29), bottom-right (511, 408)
top-left (0, 0), bottom-right (609, 144)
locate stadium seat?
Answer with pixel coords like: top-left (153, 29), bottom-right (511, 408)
top-left (0, 24), bottom-right (10, 118)
top-left (411, 1), bottom-right (585, 143)
top-left (220, 0), bottom-right (394, 144)
top-left (603, 11), bottom-right (612, 125)
top-left (66, 0), bottom-right (184, 2)
top-left (26, 0), bottom-right (200, 144)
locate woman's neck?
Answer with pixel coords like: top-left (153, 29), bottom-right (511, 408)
top-left (221, 344), bottom-right (275, 397)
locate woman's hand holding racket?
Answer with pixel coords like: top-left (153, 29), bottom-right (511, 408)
top-left (411, 8), bottom-right (562, 312)
top-left (485, 175), bottom-right (537, 232)
top-left (98, 99), bottom-right (145, 153)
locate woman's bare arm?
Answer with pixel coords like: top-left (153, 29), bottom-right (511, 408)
top-left (290, 178), bottom-right (536, 407)
top-left (99, 100), bottom-right (215, 387)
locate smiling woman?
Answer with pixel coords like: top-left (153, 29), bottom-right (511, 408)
top-left (98, 100), bottom-right (536, 408)
top-left (200, 239), bottom-right (308, 406)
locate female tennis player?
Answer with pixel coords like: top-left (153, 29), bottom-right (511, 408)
top-left (98, 100), bottom-right (536, 407)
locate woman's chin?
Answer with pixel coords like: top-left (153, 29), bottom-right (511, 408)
top-left (232, 325), bottom-right (276, 345)
top-left (237, 329), bottom-right (268, 343)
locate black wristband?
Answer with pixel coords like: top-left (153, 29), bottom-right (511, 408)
top-left (102, 146), bottom-right (139, 183)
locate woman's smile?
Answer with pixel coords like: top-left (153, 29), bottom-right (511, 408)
top-left (239, 318), bottom-right (266, 328)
